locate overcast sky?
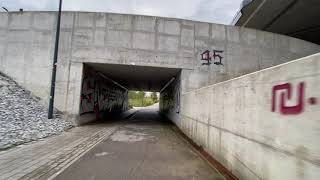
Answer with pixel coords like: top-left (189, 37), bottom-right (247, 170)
top-left (0, 0), bottom-right (243, 24)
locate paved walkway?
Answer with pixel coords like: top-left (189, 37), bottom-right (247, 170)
top-left (55, 109), bottom-right (225, 180)
top-left (0, 124), bottom-right (118, 180)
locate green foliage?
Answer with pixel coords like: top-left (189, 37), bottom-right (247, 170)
top-left (128, 91), bottom-right (158, 107)
top-left (151, 92), bottom-right (158, 102)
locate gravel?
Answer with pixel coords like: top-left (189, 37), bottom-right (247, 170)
top-left (0, 72), bottom-right (73, 150)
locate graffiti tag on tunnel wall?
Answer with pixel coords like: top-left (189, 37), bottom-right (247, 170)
top-left (271, 82), bottom-right (317, 115)
top-left (80, 67), bottom-right (128, 116)
top-left (80, 72), bottom-right (96, 113)
top-left (200, 50), bottom-right (224, 66)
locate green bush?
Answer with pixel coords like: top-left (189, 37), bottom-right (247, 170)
top-left (128, 91), bottom-right (158, 107)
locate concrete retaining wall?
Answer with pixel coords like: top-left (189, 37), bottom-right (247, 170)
top-left (179, 53), bottom-right (320, 180)
top-left (0, 11), bottom-right (319, 121)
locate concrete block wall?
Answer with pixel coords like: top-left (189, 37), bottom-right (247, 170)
top-left (0, 11), bottom-right (319, 120)
top-left (179, 53), bottom-right (320, 180)
top-left (0, 12), bottom-right (55, 102)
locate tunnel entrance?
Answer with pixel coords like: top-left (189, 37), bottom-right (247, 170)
top-left (78, 63), bottom-right (181, 124)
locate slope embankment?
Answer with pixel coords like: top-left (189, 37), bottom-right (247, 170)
top-left (0, 72), bottom-right (72, 150)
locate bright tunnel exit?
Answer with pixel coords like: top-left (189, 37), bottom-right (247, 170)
top-left (128, 91), bottom-right (159, 108)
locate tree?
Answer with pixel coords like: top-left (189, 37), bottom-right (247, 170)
top-left (151, 92), bottom-right (158, 102)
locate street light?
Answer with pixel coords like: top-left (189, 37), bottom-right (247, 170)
top-left (1, 7), bottom-right (8, 12)
top-left (48, 0), bottom-right (62, 119)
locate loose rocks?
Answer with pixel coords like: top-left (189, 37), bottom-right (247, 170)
top-left (0, 72), bottom-right (73, 150)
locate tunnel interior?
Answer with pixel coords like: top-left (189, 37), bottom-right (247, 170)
top-left (79, 63), bottom-right (181, 124)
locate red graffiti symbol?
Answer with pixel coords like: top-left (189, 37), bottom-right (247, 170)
top-left (308, 97), bottom-right (317, 105)
top-left (201, 50), bottom-right (211, 65)
top-left (271, 82), bottom-right (305, 115)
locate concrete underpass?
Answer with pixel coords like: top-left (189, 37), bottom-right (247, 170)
top-left (58, 63), bottom-right (224, 179)
top-left (78, 63), bottom-right (181, 125)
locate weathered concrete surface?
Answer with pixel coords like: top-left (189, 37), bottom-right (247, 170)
top-left (1, 11), bottom-right (319, 179)
top-left (54, 109), bottom-right (224, 180)
top-left (174, 53), bottom-right (320, 180)
top-left (0, 11), bottom-right (319, 123)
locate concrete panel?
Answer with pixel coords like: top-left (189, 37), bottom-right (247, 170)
top-left (106, 30), bottom-right (131, 48)
top-left (211, 24), bottom-right (226, 42)
top-left (93, 29), bottom-right (106, 47)
top-left (73, 29), bottom-right (94, 46)
top-left (89, 47), bottom-right (122, 60)
top-left (132, 32), bottom-right (155, 50)
top-left (196, 121), bottom-right (208, 148)
top-left (158, 35), bottom-right (179, 52)
top-left (28, 45), bottom-right (52, 68)
top-left (289, 37), bottom-right (313, 54)
top-left (0, 13), bottom-right (8, 28)
top-left (158, 19), bottom-right (180, 35)
top-left (134, 16), bottom-right (156, 32)
top-left (257, 30), bottom-right (274, 48)
top-left (195, 39), bottom-right (209, 48)
top-left (32, 31), bottom-right (53, 44)
top-left (75, 12), bottom-right (95, 28)
top-left (7, 30), bottom-right (33, 43)
top-left (107, 14), bottom-right (132, 30)
top-left (9, 13), bottom-right (32, 30)
top-left (54, 81), bottom-right (68, 111)
top-left (0, 30), bottom-right (6, 43)
top-left (33, 12), bottom-right (56, 30)
top-left (274, 50), bottom-right (299, 66)
top-left (95, 13), bottom-right (106, 28)
top-left (66, 62), bottom-right (83, 116)
top-left (25, 66), bottom-right (50, 91)
top-left (181, 28), bottom-right (194, 48)
top-left (227, 53), bottom-right (260, 76)
top-left (209, 86), bottom-right (223, 127)
top-left (56, 64), bottom-right (70, 84)
top-left (5, 43), bottom-right (25, 68)
top-left (258, 48), bottom-right (278, 69)
top-left (226, 26), bottom-right (240, 43)
top-left (71, 47), bottom-right (91, 59)
top-left (195, 22), bottom-right (209, 37)
top-left (274, 34), bottom-right (290, 50)
top-left (182, 70), bottom-right (209, 92)
top-left (0, 44), bottom-right (4, 69)
top-left (61, 12), bottom-right (74, 29)
top-left (58, 31), bottom-right (72, 60)
top-left (194, 88), bottom-right (210, 125)
top-left (208, 126), bottom-right (221, 157)
top-left (240, 28), bottom-right (257, 46)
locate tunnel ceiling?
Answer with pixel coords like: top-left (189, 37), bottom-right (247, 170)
top-left (86, 63), bottom-right (181, 92)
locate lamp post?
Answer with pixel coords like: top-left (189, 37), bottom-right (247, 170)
top-left (48, 0), bottom-right (62, 119)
